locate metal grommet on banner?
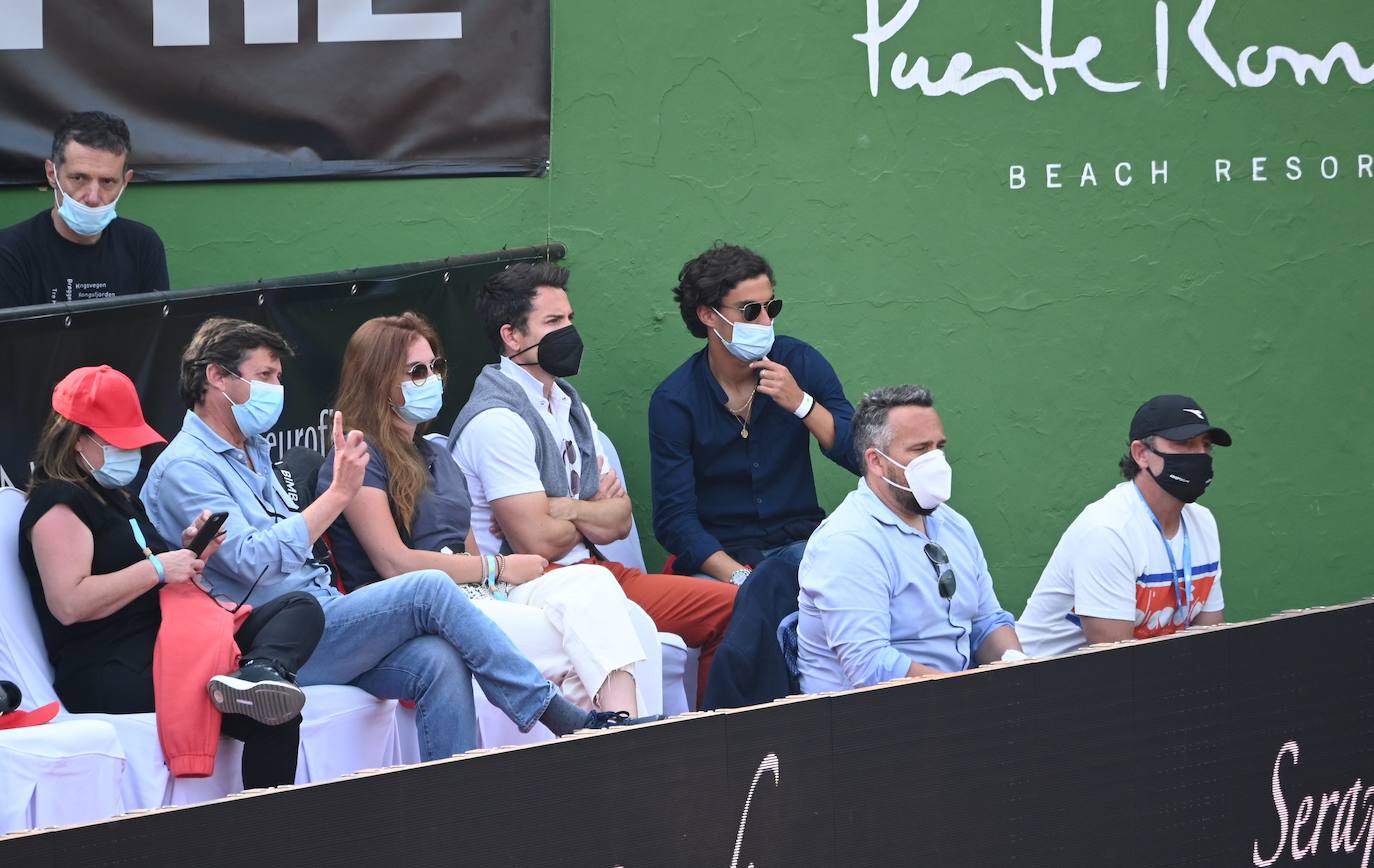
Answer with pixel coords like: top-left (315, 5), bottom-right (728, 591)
top-left (350, 284), bottom-right (358, 295)
top-left (63, 315), bottom-right (71, 328)
top-left (161, 304), bottom-right (169, 318)
top-left (257, 293), bottom-right (265, 306)
top-left (443, 272), bottom-right (450, 283)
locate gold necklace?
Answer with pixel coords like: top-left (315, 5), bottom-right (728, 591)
top-left (727, 388), bottom-right (757, 439)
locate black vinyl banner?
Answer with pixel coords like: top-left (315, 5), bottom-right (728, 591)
top-left (0, 244), bottom-right (564, 489)
top-left (3, 600), bottom-right (1373, 866)
top-left (0, 1), bottom-right (549, 184)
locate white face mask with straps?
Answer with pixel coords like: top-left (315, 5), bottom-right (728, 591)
top-left (877, 448), bottom-right (952, 511)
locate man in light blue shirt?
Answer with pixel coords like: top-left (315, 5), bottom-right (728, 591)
top-left (797, 384), bottom-right (1022, 693)
top-left (142, 318), bottom-right (632, 762)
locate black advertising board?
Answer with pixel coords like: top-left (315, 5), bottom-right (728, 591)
top-left (0, 1), bottom-right (550, 184)
top-left (0, 244), bottom-right (565, 489)
top-left (3, 601), bottom-right (1372, 867)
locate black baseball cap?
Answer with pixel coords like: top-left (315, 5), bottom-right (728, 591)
top-left (1129, 395), bottom-right (1232, 446)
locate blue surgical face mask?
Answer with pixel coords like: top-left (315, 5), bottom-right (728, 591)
top-left (52, 177), bottom-right (122, 238)
top-left (80, 440), bottom-right (142, 489)
top-left (392, 376), bottom-right (444, 425)
top-left (223, 372), bottom-right (285, 436)
top-left (711, 308), bottom-right (775, 362)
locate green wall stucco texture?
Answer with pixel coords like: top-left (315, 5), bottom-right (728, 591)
top-left (3, 0), bottom-right (1371, 621)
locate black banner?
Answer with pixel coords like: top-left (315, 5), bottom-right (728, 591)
top-left (0, 1), bottom-right (549, 184)
top-left (3, 601), bottom-right (1372, 866)
top-left (0, 244), bottom-right (565, 489)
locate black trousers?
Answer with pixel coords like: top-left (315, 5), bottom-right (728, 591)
top-left (59, 591), bottom-right (325, 789)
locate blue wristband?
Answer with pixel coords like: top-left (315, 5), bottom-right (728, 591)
top-left (148, 553), bottom-right (167, 585)
top-left (484, 555), bottom-right (507, 600)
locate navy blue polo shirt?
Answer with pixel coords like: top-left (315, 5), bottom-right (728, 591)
top-left (648, 335), bottom-right (859, 575)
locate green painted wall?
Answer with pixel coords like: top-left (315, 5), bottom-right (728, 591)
top-left (4, 0), bottom-right (1371, 619)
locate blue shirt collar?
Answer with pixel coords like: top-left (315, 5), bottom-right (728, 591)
top-left (691, 347), bottom-right (731, 406)
top-left (181, 410), bottom-right (270, 467)
top-left (182, 410), bottom-right (237, 453)
top-left (854, 477), bottom-right (942, 538)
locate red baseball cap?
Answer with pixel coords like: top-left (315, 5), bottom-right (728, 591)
top-left (51, 365), bottom-right (166, 449)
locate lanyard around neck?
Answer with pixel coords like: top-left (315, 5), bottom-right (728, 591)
top-left (1132, 483), bottom-right (1193, 626)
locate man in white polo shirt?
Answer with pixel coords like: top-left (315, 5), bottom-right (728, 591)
top-left (449, 261), bottom-right (736, 708)
top-left (1018, 395), bottom-right (1232, 658)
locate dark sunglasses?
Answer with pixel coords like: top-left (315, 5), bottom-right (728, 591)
top-left (563, 440), bottom-right (580, 497)
top-left (923, 542), bottom-right (957, 600)
top-left (404, 357), bottom-right (448, 385)
top-left (723, 298), bottom-right (784, 322)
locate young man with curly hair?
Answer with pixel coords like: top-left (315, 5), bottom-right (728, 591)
top-left (648, 243), bottom-right (859, 585)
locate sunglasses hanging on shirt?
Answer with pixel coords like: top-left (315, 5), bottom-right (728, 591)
top-left (923, 540), bottom-right (968, 669)
top-left (563, 439), bottom-right (581, 496)
top-left (923, 541), bottom-right (958, 599)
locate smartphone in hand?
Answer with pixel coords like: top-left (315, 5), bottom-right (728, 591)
top-left (188, 511), bottom-right (229, 557)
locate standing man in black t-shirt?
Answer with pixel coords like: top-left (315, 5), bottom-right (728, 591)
top-left (0, 111), bottom-right (169, 308)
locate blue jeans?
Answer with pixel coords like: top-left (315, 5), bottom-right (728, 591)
top-left (296, 570), bottom-right (559, 761)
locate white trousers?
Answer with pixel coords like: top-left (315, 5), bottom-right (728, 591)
top-left (472, 563), bottom-right (655, 714)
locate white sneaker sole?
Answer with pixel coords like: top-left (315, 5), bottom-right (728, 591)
top-left (207, 676), bottom-right (305, 726)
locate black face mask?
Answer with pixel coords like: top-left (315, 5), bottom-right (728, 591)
top-left (515, 324), bottom-right (584, 378)
top-left (1148, 448), bottom-right (1213, 503)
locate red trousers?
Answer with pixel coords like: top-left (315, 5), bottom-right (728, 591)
top-left (553, 559), bottom-right (736, 708)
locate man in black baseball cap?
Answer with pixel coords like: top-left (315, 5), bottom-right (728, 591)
top-left (1017, 395), bottom-right (1233, 657)
top-left (1130, 394), bottom-right (1233, 449)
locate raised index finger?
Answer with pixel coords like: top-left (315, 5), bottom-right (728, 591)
top-left (332, 411), bottom-right (345, 451)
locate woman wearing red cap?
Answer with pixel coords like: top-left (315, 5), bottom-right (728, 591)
top-left (18, 364), bottom-right (325, 789)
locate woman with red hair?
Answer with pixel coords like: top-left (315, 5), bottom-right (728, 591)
top-left (319, 313), bottom-right (659, 719)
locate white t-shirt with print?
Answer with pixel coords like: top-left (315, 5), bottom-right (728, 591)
top-left (453, 356), bottom-right (607, 566)
top-left (1017, 481), bottom-right (1224, 659)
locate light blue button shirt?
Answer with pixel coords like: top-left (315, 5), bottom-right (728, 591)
top-left (142, 410), bottom-right (335, 608)
top-left (797, 479), bottom-right (1016, 693)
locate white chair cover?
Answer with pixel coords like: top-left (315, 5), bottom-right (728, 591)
top-left (0, 486), bottom-right (405, 822)
top-left (594, 431), bottom-right (647, 572)
top-left (295, 685), bottom-right (404, 782)
top-left (0, 719), bottom-right (126, 834)
top-left (0, 487), bottom-right (61, 709)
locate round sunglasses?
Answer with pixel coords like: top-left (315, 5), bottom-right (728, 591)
top-left (722, 298), bottom-right (784, 322)
top-left (404, 357), bottom-right (448, 385)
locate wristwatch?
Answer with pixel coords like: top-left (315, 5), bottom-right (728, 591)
top-left (730, 568), bottom-right (751, 586)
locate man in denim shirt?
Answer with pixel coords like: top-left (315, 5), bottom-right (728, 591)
top-left (797, 385), bottom-right (1022, 693)
top-left (142, 318), bottom-right (632, 761)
